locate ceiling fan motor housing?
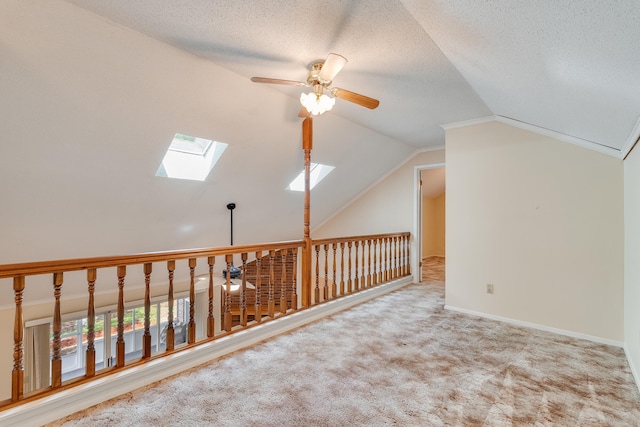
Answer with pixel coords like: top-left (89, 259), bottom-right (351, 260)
top-left (307, 61), bottom-right (331, 87)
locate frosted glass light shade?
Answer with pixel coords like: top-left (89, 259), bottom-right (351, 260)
top-left (300, 92), bottom-right (335, 115)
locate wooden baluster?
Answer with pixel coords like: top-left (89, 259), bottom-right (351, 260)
top-left (323, 244), bottom-right (329, 300)
top-left (188, 258), bottom-right (197, 343)
top-left (407, 234), bottom-right (411, 275)
top-left (268, 250), bottom-right (276, 317)
top-left (347, 241), bottom-right (353, 293)
top-left (332, 243), bottom-right (337, 298)
top-left (255, 251), bottom-right (262, 322)
top-left (291, 249), bottom-right (298, 311)
top-left (400, 235), bottom-right (404, 277)
top-left (380, 238), bottom-right (384, 283)
top-left (51, 272), bottom-right (63, 388)
top-left (166, 261), bottom-right (175, 351)
top-left (382, 238), bottom-right (388, 282)
top-left (393, 236), bottom-right (400, 279)
top-left (393, 237), bottom-right (397, 278)
top-left (389, 237), bottom-right (393, 280)
top-left (142, 263), bottom-right (152, 359)
top-left (388, 237), bottom-right (393, 281)
top-left (392, 237), bottom-right (397, 280)
top-left (314, 245), bottom-right (320, 303)
top-left (241, 253), bottom-right (248, 326)
top-left (12, 276), bottom-right (25, 402)
top-left (340, 242), bottom-right (345, 295)
top-left (401, 235), bottom-right (407, 276)
top-left (367, 240), bottom-right (372, 288)
top-left (207, 257), bottom-right (215, 338)
top-left (361, 240), bottom-right (366, 288)
top-left (380, 238), bottom-right (385, 282)
top-left (373, 239), bottom-right (378, 286)
top-left (354, 241), bottom-right (360, 291)
top-left (116, 266), bottom-right (126, 367)
top-left (280, 250), bottom-right (288, 313)
top-left (390, 237), bottom-right (395, 279)
top-left (86, 269), bottom-right (97, 377)
top-left (224, 254), bottom-right (233, 331)
top-left (405, 235), bottom-right (410, 275)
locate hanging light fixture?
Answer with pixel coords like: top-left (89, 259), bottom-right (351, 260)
top-left (300, 84), bottom-right (335, 116)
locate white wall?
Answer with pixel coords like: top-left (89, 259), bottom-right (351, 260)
top-left (314, 149), bottom-right (445, 237)
top-left (314, 149), bottom-right (445, 283)
top-left (0, 0), bottom-right (415, 266)
top-left (446, 121), bottom-right (624, 342)
top-left (624, 145), bottom-right (640, 387)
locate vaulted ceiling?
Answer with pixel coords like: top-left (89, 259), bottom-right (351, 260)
top-left (64, 0), bottom-right (640, 153)
top-left (1, 0), bottom-right (638, 263)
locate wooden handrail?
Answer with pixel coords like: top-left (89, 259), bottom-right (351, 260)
top-left (311, 232), bottom-right (410, 246)
top-left (0, 240), bottom-right (304, 279)
top-left (1, 232), bottom-right (410, 409)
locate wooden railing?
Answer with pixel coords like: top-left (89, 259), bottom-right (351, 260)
top-left (310, 232), bottom-right (411, 304)
top-left (0, 232), bottom-right (410, 408)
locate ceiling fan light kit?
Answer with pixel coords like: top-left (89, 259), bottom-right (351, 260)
top-left (300, 92), bottom-right (335, 115)
top-left (251, 53), bottom-right (379, 116)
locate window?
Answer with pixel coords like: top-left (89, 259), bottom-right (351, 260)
top-left (287, 163), bottom-right (335, 191)
top-left (24, 297), bottom-right (192, 389)
top-left (156, 133), bottom-right (228, 181)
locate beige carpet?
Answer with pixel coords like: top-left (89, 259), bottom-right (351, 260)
top-left (422, 256), bottom-right (445, 283)
top-left (50, 283), bottom-right (640, 426)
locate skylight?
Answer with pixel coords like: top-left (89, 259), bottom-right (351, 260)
top-left (287, 163), bottom-right (335, 191)
top-left (156, 133), bottom-right (228, 181)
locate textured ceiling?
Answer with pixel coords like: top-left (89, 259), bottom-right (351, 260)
top-left (402, 0), bottom-right (640, 152)
top-left (2, 0), bottom-right (639, 265)
top-left (64, 0), bottom-right (640, 153)
top-left (63, 0), bottom-right (491, 148)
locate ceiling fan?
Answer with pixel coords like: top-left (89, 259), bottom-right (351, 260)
top-left (251, 53), bottom-right (380, 116)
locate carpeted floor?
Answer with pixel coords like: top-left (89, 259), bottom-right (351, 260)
top-left (50, 282), bottom-right (640, 426)
top-left (422, 256), bottom-right (445, 283)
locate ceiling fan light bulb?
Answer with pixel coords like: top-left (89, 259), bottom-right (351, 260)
top-left (300, 92), bottom-right (334, 115)
top-left (319, 94), bottom-right (335, 112)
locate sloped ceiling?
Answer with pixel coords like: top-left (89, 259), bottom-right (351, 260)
top-left (63, 0), bottom-right (640, 153)
top-left (1, 0), bottom-right (639, 264)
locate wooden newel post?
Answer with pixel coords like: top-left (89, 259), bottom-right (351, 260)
top-left (301, 117), bottom-right (313, 307)
top-left (12, 276), bottom-right (25, 402)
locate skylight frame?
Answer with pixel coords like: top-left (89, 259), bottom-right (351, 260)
top-left (156, 133), bottom-right (228, 182)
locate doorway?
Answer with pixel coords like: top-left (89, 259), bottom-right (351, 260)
top-left (419, 167), bottom-right (445, 283)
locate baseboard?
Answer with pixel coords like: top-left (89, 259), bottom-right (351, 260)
top-left (624, 344), bottom-right (640, 394)
top-left (443, 305), bottom-right (624, 348)
top-left (0, 278), bottom-right (412, 427)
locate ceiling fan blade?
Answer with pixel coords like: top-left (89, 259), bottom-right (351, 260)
top-left (332, 88), bottom-right (380, 110)
top-left (251, 77), bottom-right (306, 86)
top-left (318, 53), bottom-right (347, 82)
